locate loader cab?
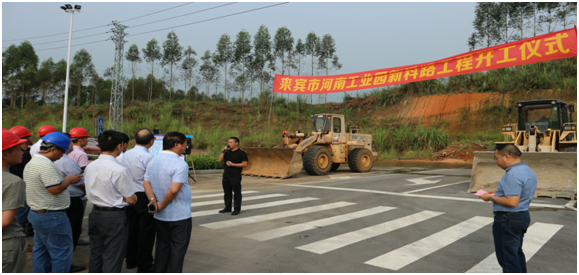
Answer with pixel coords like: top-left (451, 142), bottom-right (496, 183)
top-left (312, 114), bottom-right (345, 135)
top-left (516, 99), bottom-right (571, 133)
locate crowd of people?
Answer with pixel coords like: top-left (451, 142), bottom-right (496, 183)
top-left (2, 125), bottom-right (202, 273)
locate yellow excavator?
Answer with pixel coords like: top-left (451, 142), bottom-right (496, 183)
top-left (469, 99), bottom-right (577, 199)
top-left (242, 113), bottom-right (377, 179)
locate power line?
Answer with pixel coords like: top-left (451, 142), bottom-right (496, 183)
top-left (34, 3), bottom-right (288, 52)
top-left (2, 2), bottom-right (194, 42)
top-left (129, 3), bottom-right (236, 29)
top-left (8, 3), bottom-right (234, 48)
top-left (127, 3), bottom-right (288, 37)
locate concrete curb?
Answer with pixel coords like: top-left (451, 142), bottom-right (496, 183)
top-left (189, 169), bottom-right (223, 174)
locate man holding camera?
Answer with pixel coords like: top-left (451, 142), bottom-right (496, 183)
top-left (218, 137), bottom-right (248, 216)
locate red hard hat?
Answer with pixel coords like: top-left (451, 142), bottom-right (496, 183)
top-left (3, 129), bottom-right (28, 151)
top-left (38, 125), bottom-right (57, 136)
top-left (9, 126), bottom-right (32, 138)
top-left (69, 127), bottom-right (90, 138)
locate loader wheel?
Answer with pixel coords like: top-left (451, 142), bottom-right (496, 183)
top-left (304, 146), bottom-right (332, 176)
top-left (330, 163), bottom-right (341, 171)
top-left (348, 148), bottom-right (374, 173)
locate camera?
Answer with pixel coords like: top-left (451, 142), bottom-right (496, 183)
top-left (148, 203), bottom-right (157, 212)
top-left (185, 137), bottom-right (192, 155)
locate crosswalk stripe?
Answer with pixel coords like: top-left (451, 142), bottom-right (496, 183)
top-left (191, 194), bottom-right (287, 207)
top-left (466, 222), bottom-right (564, 273)
top-left (200, 201), bottom-right (356, 230)
top-left (192, 190), bottom-right (259, 199)
top-left (245, 206), bottom-right (396, 241)
top-left (364, 216), bottom-right (493, 271)
top-left (191, 197), bottom-right (320, 218)
top-left (297, 210), bottom-right (444, 255)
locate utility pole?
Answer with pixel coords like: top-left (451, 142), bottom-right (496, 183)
top-left (108, 21), bottom-right (128, 132)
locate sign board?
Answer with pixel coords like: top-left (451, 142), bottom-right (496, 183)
top-left (97, 118), bottom-right (104, 136)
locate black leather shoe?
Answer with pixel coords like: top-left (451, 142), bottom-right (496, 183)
top-left (70, 265), bottom-right (86, 273)
top-left (219, 208), bottom-right (232, 213)
top-left (231, 210), bottom-right (240, 216)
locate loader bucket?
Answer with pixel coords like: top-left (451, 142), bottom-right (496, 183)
top-left (469, 151), bottom-right (577, 199)
top-left (242, 148), bottom-right (304, 179)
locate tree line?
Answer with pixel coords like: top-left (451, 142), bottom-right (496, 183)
top-left (2, 25), bottom-right (342, 109)
top-left (468, 2), bottom-right (576, 50)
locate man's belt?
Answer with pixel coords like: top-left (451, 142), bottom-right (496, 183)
top-left (33, 209), bottom-right (68, 214)
top-left (93, 205), bottom-right (126, 211)
top-left (493, 210), bottom-right (528, 215)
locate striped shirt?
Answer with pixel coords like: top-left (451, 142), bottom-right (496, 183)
top-left (23, 154), bottom-right (69, 211)
top-left (120, 145), bottom-right (154, 193)
top-left (145, 151), bottom-right (191, 222)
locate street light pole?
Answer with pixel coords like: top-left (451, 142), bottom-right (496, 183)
top-left (61, 4), bottom-right (81, 133)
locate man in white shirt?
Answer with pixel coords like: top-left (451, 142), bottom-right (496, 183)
top-left (120, 129), bottom-right (156, 272)
top-left (84, 130), bottom-right (137, 273)
top-left (116, 132), bottom-right (129, 162)
top-left (29, 124), bottom-right (57, 157)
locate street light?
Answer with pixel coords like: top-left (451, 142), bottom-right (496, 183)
top-left (61, 4), bottom-right (81, 133)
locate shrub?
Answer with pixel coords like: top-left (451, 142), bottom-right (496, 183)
top-left (188, 154), bottom-right (222, 170)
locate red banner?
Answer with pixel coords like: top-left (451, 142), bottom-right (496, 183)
top-left (273, 27), bottom-right (577, 94)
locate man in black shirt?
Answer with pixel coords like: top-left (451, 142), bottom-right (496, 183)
top-left (218, 137), bottom-right (248, 216)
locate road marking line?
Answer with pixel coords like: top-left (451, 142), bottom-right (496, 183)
top-left (286, 184), bottom-right (567, 209)
top-left (191, 197), bottom-right (320, 218)
top-left (405, 176), bottom-right (443, 185)
top-left (244, 206), bottom-right (396, 241)
top-left (364, 216), bottom-right (493, 271)
top-left (466, 222), bottom-right (564, 273)
top-left (200, 201), bottom-right (355, 230)
top-left (296, 210), bottom-right (444, 254)
top-left (404, 181), bottom-right (471, 194)
top-left (191, 194), bottom-right (287, 207)
top-left (192, 191), bottom-right (258, 199)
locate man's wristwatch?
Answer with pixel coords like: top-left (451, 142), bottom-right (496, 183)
top-left (149, 198), bottom-right (156, 202)
top-left (489, 194), bottom-right (494, 203)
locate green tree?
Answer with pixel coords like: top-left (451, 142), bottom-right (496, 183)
top-left (495, 2), bottom-right (515, 43)
top-left (253, 25), bottom-right (275, 97)
top-left (273, 26), bottom-right (294, 76)
top-left (538, 3), bottom-right (560, 33)
top-left (468, 2), bottom-right (501, 50)
top-left (233, 30), bottom-right (253, 106)
top-left (556, 2), bottom-right (577, 30)
top-left (36, 58), bottom-right (56, 104)
top-left (2, 44), bottom-right (21, 107)
top-left (199, 50), bottom-right (218, 97)
top-left (162, 31), bottom-right (184, 102)
top-left (17, 41), bottom-right (39, 108)
top-left (181, 46), bottom-right (198, 100)
top-left (125, 44), bottom-right (141, 102)
top-left (304, 32), bottom-right (320, 104)
top-left (318, 34), bottom-right (342, 103)
top-left (213, 34), bottom-right (234, 100)
top-left (142, 38), bottom-right (162, 103)
top-left (509, 3), bottom-right (533, 40)
top-left (71, 49), bottom-right (95, 106)
top-left (52, 59), bottom-right (67, 104)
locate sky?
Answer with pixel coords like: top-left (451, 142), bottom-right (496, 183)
top-left (2, 1), bottom-right (479, 103)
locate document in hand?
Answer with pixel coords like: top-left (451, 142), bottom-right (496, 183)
top-left (473, 189), bottom-right (488, 196)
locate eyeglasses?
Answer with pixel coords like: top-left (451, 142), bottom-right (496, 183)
top-left (494, 154), bottom-right (507, 161)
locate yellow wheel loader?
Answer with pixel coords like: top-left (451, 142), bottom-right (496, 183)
top-left (242, 114), bottom-right (378, 179)
top-left (469, 99), bottom-right (577, 199)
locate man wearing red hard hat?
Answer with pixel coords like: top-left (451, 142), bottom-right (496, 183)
top-left (8, 126), bottom-right (35, 238)
top-left (68, 127), bottom-right (90, 171)
top-left (30, 125), bottom-right (57, 157)
top-left (2, 129), bottom-right (29, 273)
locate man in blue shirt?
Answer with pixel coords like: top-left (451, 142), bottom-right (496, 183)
top-left (480, 144), bottom-right (537, 273)
top-left (143, 132), bottom-right (191, 273)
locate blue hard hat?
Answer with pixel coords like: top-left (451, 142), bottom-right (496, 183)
top-left (41, 132), bottom-right (71, 153)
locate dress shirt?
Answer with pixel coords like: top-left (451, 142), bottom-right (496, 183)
top-left (120, 145), bottom-right (154, 193)
top-left (54, 154), bottom-right (85, 197)
top-left (84, 154), bottom-right (136, 208)
top-left (145, 151), bottom-right (191, 222)
top-left (116, 151), bottom-right (124, 162)
top-left (68, 145), bottom-right (89, 168)
top-left (493, 161), bottom-right (537, 212)
top-left (29, 139), bottom-right (42, 157)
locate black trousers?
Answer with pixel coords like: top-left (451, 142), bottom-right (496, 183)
top-left (154, 218), bottom-right (192, 273)
top-left (88, 208), bottom-right (128, 273)
top-left (222, 177), bottom-right (242, 210)
top-left (126, 192), bottom-right (156, 271)
top-left (66, 197), bottom-right (84, 251)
